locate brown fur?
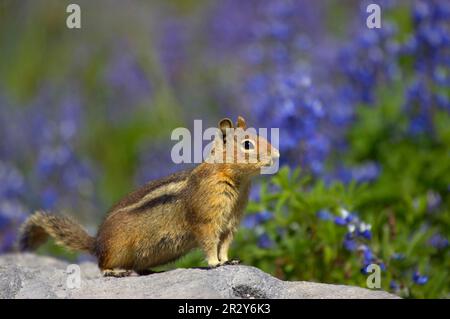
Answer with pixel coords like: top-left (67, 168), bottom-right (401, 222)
top-left (18, 116), bottom-right (279, 277)
top-left (19, 211), bottom-right (95, 253)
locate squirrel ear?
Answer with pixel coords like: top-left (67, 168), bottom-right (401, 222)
top-left (218, 118), bottom-right (233, 143)
top-left (219, 118), bottom-right (233, 132)
top-left (236, 116), bottom-right (247, 129)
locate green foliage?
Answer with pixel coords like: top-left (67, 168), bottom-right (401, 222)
top-left (226, 164), bottom-right (448, 298)
top-left (221, 83), bottom-right (449, 298)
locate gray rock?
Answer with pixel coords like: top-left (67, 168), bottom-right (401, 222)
top-left (0, 253), bottom-right (399, 299)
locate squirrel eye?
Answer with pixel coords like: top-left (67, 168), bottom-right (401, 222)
top-left (243, 140), bottom-right (255, 150)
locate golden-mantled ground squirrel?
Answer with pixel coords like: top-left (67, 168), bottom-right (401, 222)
top-left (19, 116), bottom-right (279, 277)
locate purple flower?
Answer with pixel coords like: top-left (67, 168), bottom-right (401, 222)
top-left (0, 85), bottom-right (101, 253)
top-left (157, 18), bottom-right (189, 85)
top-left (0, 213), bottom-right (10, 229)
top-left (390, 280), bottom-right (399, 290)
top-left (428, 234), bottom-right (449, 250)
top-left (249, 183), bottom-right (261, 201)
top-left (351, 162), bottom-right (381, 183)
top-left (358, 229), bottom-right (372, 240)
top-left (105, 49), bottom-right (151, 104)
top-left (412, 271), bottom-right (429, 285)
top-left (345, 232), bottom-right (354, 240)
top-left (0, 199), bottom-right (28, 252)
top-left (0, 162), bottom-right (26, 199)
top-left (316, 209), bottom-right (332, 221)
top-left (334, 216), bottom-right (347, 226)
top-left (41, 188), bottom-right (58, 210)
top-left (0, 229), bottom-right (17, 252)
top-left (427, 191), bottom-right (442, 212)
top-left (242, 211), bottom-right (273, 228)
top-left (242, 215), bottom-right (258, 228)
top-left (344, 238), bottom-right (357, 251)
top-left (345, 213), bottom-right (357, 223)
top-left (360, 264), bottom-right (371, 275)
top-left (258, 233), bottom-right (274, 249)
top-left (363, 248), bottom-right (373, 263)
top-left (258, 211), bottom-right (273, 222)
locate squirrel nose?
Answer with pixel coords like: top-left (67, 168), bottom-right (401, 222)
top-left (272, 149), bottom-right (280, 159)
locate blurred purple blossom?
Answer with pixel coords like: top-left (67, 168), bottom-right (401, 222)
top-left (258, 233), bottom-right (274, 249)
top-left (157, 18), bottom-right (189, 86)
top-left (317, 208), bottom-right (384, 273)
top-left (242, 211), bottom-right (273, 229)
top-left (413, 271), bottom-right (429, 285)
top-left (428, 233), bottom-right (449, 250)
top-left (0, 87), bottom-right (100, 252)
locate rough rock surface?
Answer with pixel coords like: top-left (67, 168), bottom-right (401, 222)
top-left (0, 253), bottom-right (399, 299)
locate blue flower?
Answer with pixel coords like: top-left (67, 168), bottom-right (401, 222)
top-left (412, 272), bottom-right (429, 285)
top-left (428, 234), bottom-right (449, 250)
top-left (258, 211), bottom-right (273, 222)
top-left (0, 213), bottom-right (10, 229)
top-left (242, 214), bottom-right (259, 229)
top-left (334, 216), bottom-right (347, 226)
top-left (0, 229), bottom-right (17, 252)
top-left (345, 213), bottom-right (357, 223)
top-left (426, 191), bottom-right (442, 212)
top-left (0, 199), bottom-right (28, 252)
top-left (343, 238), bottom-right (357, 252)
top-left (0, 86), bottom-right (100, 253)
top-left (360, 264), bottom-right (371, 275)
top-left (105, 47), bottom-right (152, 107)
top-left (41, 188), bottom-right (58, 210)
top-left (249, 183), bottom-right (261, 201)
top-left (363, 248), bottom-right (373, 263)
top-left (0, 162), bottom-right (26, 199)
top-left (258, 233), bottom-right (274, 249)
top-left (316, 209), bottom-right (332, 221)
top-left (390, 280), bottom-right (399, 290)
top-left (242, 211), bottom-right (273, 229)
top-left (351, 162), bottom-right (381, 183)
top-left (358, 229), bottom-right (372, 240)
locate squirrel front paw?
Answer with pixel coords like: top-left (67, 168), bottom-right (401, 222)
top-left (207, 258), bottom-right (222, 269)
top-left (224, 259), bottom-right (241, 265)
top-left (207, 259), bottom-right (241, 269)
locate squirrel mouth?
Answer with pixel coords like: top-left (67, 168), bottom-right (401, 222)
top-left (262, 159), bottom-right (274, 167)
top-left (265, 154), bottom-right (280, 167)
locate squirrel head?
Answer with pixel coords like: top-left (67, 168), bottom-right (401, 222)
top-left (207, 116), bottom-right (280, 176)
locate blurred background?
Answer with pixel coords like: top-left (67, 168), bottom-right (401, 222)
top-left (0, 0), bottom-right (448, 298)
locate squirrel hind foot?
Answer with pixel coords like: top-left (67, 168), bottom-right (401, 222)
top-left (102, 269), bottom-right (136, 278)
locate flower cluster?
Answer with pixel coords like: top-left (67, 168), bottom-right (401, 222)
top-left (401, 0), bottom-right (450, 136)
top-left (335, 162), bottom-right (382, 184)
top-left (337, 20), bottom-right (400, 105)
top-left (208, 0), bottom-right (449, 184)
top-left (215, 0), bottom-right (401, 178)
top-left (104, 44), bottom-right (153, 123)
top-left (0, 88), bottom-right (99, 252)
top-left (242, 211), bottom-right (274, 249)
top-left (317, 208), bottom-right (385, 274)
top-left (0, 162), bottom-right (28, 251)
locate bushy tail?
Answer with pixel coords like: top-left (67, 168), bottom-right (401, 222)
top-left (19, 211), bottom-right (95, 254)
